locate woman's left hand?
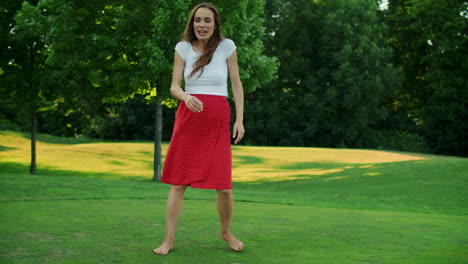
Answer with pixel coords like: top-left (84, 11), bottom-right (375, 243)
top-left (232, 121), bottom-right (245, 144)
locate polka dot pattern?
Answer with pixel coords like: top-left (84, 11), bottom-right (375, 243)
top-left (161, 94), bottom-right (232, 190)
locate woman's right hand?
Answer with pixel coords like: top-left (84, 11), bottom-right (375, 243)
top-left (183, 94), bottom-right (204, 112)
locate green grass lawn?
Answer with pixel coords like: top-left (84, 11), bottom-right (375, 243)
top-left (1, 131), bottom-right (467, 263)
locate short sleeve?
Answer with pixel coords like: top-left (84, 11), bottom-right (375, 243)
top-left (222, 39), bottom-right (236, 59)
top-left (175, 42), bottom-right (188, 62)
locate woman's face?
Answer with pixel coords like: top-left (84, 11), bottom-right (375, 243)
top-left (193, 7), bottom-right (215, 41)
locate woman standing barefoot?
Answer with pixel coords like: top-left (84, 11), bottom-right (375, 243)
top-left (154, 2), bottom-right (245, 255)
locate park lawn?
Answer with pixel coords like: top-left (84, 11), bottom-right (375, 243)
top-left (1, 131), bottom-right (468, 263)
top-left (2, 198), bottom-right (467, 264)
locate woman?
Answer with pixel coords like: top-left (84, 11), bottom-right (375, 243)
top-left (153, 2), bottom-right (245, 255)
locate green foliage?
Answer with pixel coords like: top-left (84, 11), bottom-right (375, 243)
top-left (386, 0), bottom-right (468, 156)
top-left (316, 0), bottom-right (399, 147)
top-left (0, 118), bottom-right (21, 131)
top-left (81, 97), bottom-right (173, 140)
top-left (245, 0), bottom-right (399, 148)
top-left (215, 0), bottom-right (278, 92)
top-left (34, 95), bottom-right (176, 141)
top-left (409, 0), bottom-right (467, 156)
top-left (366, 129), bottom-right (430, 153)
top-left (1, 0), bottom-right (53, 116)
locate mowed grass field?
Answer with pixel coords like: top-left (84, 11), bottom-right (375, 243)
top-left (1, 130), bottom-right (467, 264)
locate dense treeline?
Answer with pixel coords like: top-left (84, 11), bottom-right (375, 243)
top-left (242, 0), bottom-right (467, 157)
top-left (245, 0), bottom-right (400, 149)
top-left (1, 0), bottom-right (467, 157)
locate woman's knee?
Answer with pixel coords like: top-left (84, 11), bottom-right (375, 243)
top-left (217, 189), bottom-right (232, 198)
top-left (171, 185), bottom-right (188, 193)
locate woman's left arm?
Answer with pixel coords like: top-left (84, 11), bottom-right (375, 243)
top-left (227, 50), bottom-right (245, 144)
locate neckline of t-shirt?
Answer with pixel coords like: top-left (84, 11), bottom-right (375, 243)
top-left (189, 39), bottom-right (226, 54)
top-left (190, 42), bottom-right (203, 54)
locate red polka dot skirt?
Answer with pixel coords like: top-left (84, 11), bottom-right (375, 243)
top-left (161, 94), bottom-right (232, 190)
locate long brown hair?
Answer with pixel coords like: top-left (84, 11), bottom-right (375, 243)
top-left (181, 2), bottom-right (223, 78)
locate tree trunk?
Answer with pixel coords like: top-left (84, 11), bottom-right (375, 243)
top-left (153, 83), bottom-right (163, 181)
top-left (28, 39), bottom-right (38, 175)
top-left (30, 111), bottom-right (37, 175)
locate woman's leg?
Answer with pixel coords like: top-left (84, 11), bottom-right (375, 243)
top-left (154, 185), bottom-right (188, 255)
top-left (217, 189), bottom-right (244, 251)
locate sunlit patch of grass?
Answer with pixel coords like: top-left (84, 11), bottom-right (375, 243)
top-left (231, 145), bottom-right (428, 182)
top-left (0, 131), bottom-right (164, 179)
top-left (1, 131), bottom-right (429, 183)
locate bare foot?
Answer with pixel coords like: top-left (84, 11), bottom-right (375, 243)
top-left (153, 241), bottom-right (174, 255)
top-left (220, 232), bottom-right (244, 251)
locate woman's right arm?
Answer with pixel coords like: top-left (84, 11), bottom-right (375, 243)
top-left (170, 51), bottom-right (203, 112)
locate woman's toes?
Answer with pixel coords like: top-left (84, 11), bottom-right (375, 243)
top-left (221, 232), bottom-right (244, 251)
top-left (153, 242), bottom-right (173, 255)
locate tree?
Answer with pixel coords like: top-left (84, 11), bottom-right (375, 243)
top-left (386, 0), bottom-right (467, 156)
top-left (148, 1), bottom-right (192, 180)
top-left (215, 0), bottom-right (278, 92)
top-left (386, 0), bottom-right (428, 133)
top-left (1, 0), bottom-right (59, 175)
top-left (241, 0), bottom-right (323, 146)
top-left (315, 0), bottom-right (399, 147)
top-left (409, 0), bottom-right (467, 156)
top-left (29, 0), bottom-right (192, 181)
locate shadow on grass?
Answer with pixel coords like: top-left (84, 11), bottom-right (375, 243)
top-left (0, 145), bottom-right (17, 151)
top-left (276, 162), bottom-right (351, 170)
top-left (233, 155), bottom-right (265, 167)
top-left (240, 159), bottom-right (439, 185)
top-left (0, 162), bottom-right (151, 182)
top-left (60, 148), bottom-right (159, 165)
top-left (10, 131), bottom-right (102, 145)
top-left (12, 131), bottom-right (157, 145)
top-left (107, 160), bottom-right (125, 166)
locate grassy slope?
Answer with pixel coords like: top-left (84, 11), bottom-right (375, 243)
top-left (1, 131), bottom-right (468, 264)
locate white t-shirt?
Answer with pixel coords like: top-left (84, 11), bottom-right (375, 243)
top-left (175, 39), bottom-right (237, 97)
